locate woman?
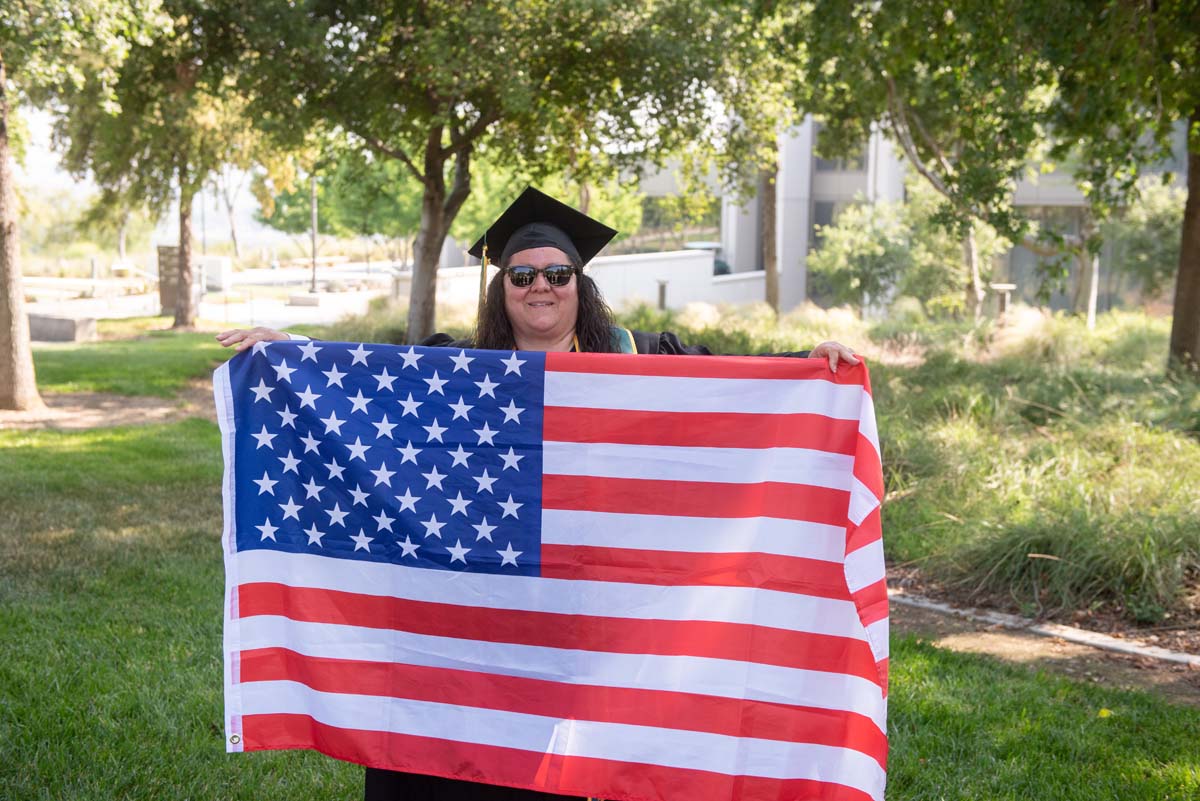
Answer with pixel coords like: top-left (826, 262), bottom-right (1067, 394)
top-left (218, 187), bottom-right (858, 800)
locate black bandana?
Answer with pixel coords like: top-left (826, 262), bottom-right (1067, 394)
top-left (500, 222), bottom-right (582, 266)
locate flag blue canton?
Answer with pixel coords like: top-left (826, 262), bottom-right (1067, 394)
top-left (228, 341), bottom-right (546, 576)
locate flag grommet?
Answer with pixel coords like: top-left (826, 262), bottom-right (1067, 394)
top-left (229, 734), bottom-right (241, 745)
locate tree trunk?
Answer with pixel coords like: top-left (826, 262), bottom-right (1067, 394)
top-left (175, 185), bottom-right (197, 329)
top-left (117, 213), bottom-right (128, 262)
top-left (963, 228), bottom-right (984, 321)
top-left (759, 161), bottom-right (779, 314)
top-left (310, 173), bottom-right (318, 294)
top-left (1168, 110), bottom-right (1200, 375)
top-left (224, 190), bottom-right (241, 260)
top-left (0, 54), bottom-right (44, 411)
top-left (1085, 252), bottom-right (1099, 331)
top-left (406, 135), bottom-right (472, 343)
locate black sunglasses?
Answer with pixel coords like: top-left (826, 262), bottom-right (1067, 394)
top-left (504, 264), bottom-right (577, 288)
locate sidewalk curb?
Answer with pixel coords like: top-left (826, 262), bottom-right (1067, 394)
top-left (888, 588), bottom-right (1200, 668)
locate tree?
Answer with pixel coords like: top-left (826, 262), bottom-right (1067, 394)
top-left (216, 0), bottom-right (730, 342)
top-left (0, 0), bottom-right (166, 410)
top-left (799, 0), bottom-right (1055, 320)
top-left (55, 2), bottom-right (261, 329)
top-left (1035, 1), bottom-right (1200, 373)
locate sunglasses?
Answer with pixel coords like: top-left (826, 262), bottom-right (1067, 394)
top-left (504, 264), bottom-right (577, 288)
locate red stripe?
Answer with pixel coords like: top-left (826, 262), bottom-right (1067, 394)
top-left (853, 433), bottom-right (884, 499)
top-left (240, 647), bottom-right (888, 766)
top-left (852, 578), bottom-right (889, 629)
top-left (543, 406), bottom-right (860, 452)
top-left (236, 582), bottom-right (881, 680)
top-left (542, 475), bottom-right (850, 527)
top-left (546, 350), bottom-right (870, 385)
top-left (242, 713), bottom-right (879, 801)
top-left (541, 544), bottom-right (851, 599)
top-left (846, 506), bottom-right (882, 555)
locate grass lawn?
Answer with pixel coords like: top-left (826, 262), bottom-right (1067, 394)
top-left (2, 404), bottom-right (1199, 798)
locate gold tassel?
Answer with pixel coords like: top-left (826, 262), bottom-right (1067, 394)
top-left (477, 243), bottom-right (489, 322)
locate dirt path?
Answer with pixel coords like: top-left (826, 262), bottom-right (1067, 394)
top-left (3, 385), bottom-right (1198, 707)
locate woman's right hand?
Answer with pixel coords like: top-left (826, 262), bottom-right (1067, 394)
top-left (215, 327), bottom-right (290, 351)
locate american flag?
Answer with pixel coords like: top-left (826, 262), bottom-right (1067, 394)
top-left (215, 340), bottom-right (888, 801)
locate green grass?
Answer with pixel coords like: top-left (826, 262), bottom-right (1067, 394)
top-left (33, 329), bottom-right (228, 397)
top-left (2, 421), bottom-right (1197, 800)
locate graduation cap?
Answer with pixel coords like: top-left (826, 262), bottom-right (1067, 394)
top-left (468, 186), bottom-right (618, 269)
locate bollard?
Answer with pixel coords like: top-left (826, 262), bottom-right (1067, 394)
top-left (657, 279), bottom-right (668, 310)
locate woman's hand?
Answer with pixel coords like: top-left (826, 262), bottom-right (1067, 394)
top-left (215, 327), bottom-right (290, 351)
top-left (810, 341), bottom-right (860, 373)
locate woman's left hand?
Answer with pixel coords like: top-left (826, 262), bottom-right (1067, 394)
top-left (810, 341), bottom-right (860, 373)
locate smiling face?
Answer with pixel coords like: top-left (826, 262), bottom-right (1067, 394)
top-left (502, 246), bottom-right (579, 350)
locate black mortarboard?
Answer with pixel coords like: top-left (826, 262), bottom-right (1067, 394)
top-left (468, 186), bottom-right (618, 267)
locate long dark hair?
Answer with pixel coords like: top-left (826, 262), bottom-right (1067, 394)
top-left (473, 256), bottom-right (618, 353)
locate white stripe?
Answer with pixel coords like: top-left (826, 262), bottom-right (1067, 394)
top-left (845, 538), bottom-right (886, 595)
top-left (545, 372), bottom-right (867, 418)
top-left (542, 510), bottom-right (847, 563)
top-left (233, 550), bottom-right (865, 641)
top-left (858, 392), bottom-right (880, 455)
top-left (234, 616), bottom-right (888, 735)
top-left (214, 361), bottom-right (245, 752)
top-left (543, 441), bottom-right (856, 490)
top-left (848, 476), bottom-right (881, 527)
top-left (240, 680), bottom-right (885, 798)
top-left (866, 617), bottom-right (890, 661)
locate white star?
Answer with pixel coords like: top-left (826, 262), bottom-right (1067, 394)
top-left (346, 437), bottom-right (371, 461)
top-left (251, 341), bottom-right (272, 357)
top-left (474, 421), bottom-right (497, 446)
top-left (499, 494), bottom-right (523, 519)
top-left (398, 392), bottom-right (422, 417)
top-left (325, 457), bottom-right (346, 481)
top-left (498, 541), bottom-right (522, 566)
top-left (298, 340), bottom-right (322, 362)
top-left (474, 373), bottom-right (498, 398)
top-left (397, 534), bottom-right (419, 558)
top-left (422, 418), bottom-right (447, 443)
top-left (276, 406), bottom-right (298, 428)
top-left (423, 370), bottom-right (447, 396)
top-left (279, 496), bottom-right (302, 521)
top-left (296, 385), bottom-right (321, 409)
top-left (372, 415), bottom-right (397, 439)
top-left (450, 350), bottom-right (475, 373)
top-left (472, 517), bottom-right (496, 542)
top-left (299, 432), bottom-right (321, 454)
top-left (421, 513), bottom-right (446, 538)
top-left (373, 509), bottom-right (395, 532)
top-left (301, 477), bottom-right (324, 500)
top-left (397, 441), bottom-right (421, 465)
top-left (448, 396), bottom-right (474, 421)
top-left (473, 469), bottom-right (497, 494)
top-left (304, 523), bottom-right (325, 546)
top-left (446, 539), bottom-right (470, 564)
top-left (325, 502), bottom-right (348, 527)
top-left (500, 399), bottom-right (525, 424)
top-left (500, 447), bottom-right (524, 471)
top-left (351, 528), bottom-right (373, 551)
top-left (501, 352), bottom-right (525, 376)
top-left (253, 472), bottom-right (278, 495)
top-left (349, 484), bottom-right (370, 506)
top-left (373, 367), bottom-right (397, 392)
top-left (400, 347), bottom-right (422, 369)
top-left (278, 451), bottom-right (301, 474)
top-left (447, 491), bottom-right (472, 516)
top-left (272, 359), bottom-right (296, 383)
top-left (252, 425), bottom-right (277, 450)
top-left (422, 465), bottom-right (446, 490)
top-left (250, 379), bottom-right (274, 403)
top-left (320, 410), bottom-right (345, 436)
top-left (396, 488), bottom-right (420, 513)
top-left (347, 390), bottom-right (372, 414)
top-left (349, 343), bottom-right (372, 366)
top-left (256, 518), bottom-right (278, 541)
top-left (448, 444), bottom-right (472, 468)
top-left (370, 461), bottom-right (396, 487)
top-left (321, 363), bottom-right (346, 388)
